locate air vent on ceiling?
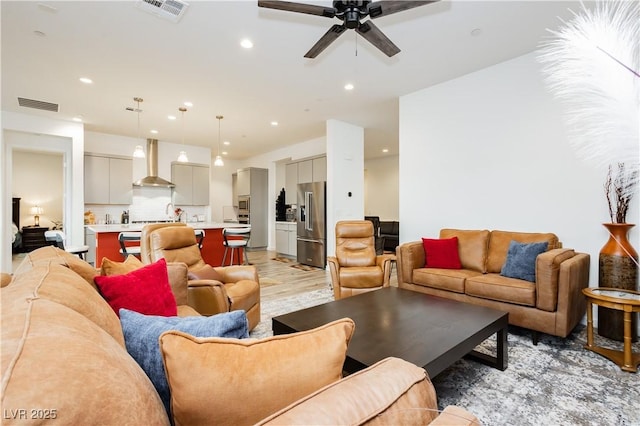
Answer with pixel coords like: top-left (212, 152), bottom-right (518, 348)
top-left (136, 0), bottom-right (189, 23)
top-left (17, 97), bottom-right (59, 112)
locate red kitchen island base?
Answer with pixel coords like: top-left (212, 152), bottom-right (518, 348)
top-left (87, 224), bottom-right (245, 268)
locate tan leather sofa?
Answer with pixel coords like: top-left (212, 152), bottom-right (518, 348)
top-left (146, 225), bottom-right (261, 330)
top-left (2, 246), bottom-right (479, 425)
top-left (397, 229), bottom-right (590, 343)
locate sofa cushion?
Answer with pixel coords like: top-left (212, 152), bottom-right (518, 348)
top-left (466, 273), bottom-right (536, 307)
top-left (256, 357), bottom-right (439, 426)
top-left (120, 309), bottom-right (249, 417)
top-left (187, 263), bottom-right (224, 282)
top-left (8, 263), bottom-right (125, 346)
top-left (1, 285), bottom-right (169, 425)
top-left (439, 229), bottom-right (490, 273)
top-left (486, 230), bottom-right (558, 273)
top-left (422, 237), bottom-right (462, 269)
top-left (500, 240), bottom-right (548, 282)
top-left (94, 258), bottom-right (177, 318)
top-left (159, 318), bottom-right (355, 426)
top-left (14, 246), bottom-right (98, 288)
top-left (100, 254), bottom-right (143, 276)
top-left (413, 268), bottom-right (482, 293)
top-left (339, 266), bottom-right (384, 288)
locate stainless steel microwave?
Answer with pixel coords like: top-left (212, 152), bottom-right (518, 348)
top-left (238, 196), bottom-right (250, 211)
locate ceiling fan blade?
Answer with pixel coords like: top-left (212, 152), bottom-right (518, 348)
top-left (258, 1), bottom-right (336, 18)
top-left (367, 1), bottom-right (439, 19)
top-left (304, 24), bottom-right (347, 58)
top-left (355, 20), bottom-right (400, 57)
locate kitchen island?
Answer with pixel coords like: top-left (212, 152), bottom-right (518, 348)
top-left (85, 222), bottom-right (246, 268)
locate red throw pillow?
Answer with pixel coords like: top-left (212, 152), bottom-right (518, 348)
top-left (422, 237), bottom-right (462, 269)
top-left (94, 258), bottom-right (177, 317)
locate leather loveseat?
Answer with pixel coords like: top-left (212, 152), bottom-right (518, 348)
top-left (1, 246), bottom-right (479, 425)
top-left (397, 229), bottom-right (590, 343)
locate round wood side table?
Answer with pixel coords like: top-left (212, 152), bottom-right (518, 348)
top-left (582, 287), bottom-right (640, 372)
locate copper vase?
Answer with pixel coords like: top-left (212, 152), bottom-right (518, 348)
top-left (598, 223), bottom-right (638, 342)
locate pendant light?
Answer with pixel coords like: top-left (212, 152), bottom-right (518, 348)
top-left (132, 97), bottom-right (145, 158)
top-left (177, 107), bottom-right (189, 162)
top-left (214, 115), bottom-right (224, 167)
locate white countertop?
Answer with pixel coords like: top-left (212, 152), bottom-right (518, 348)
top-left (86, 222), bottom-right (246, 233)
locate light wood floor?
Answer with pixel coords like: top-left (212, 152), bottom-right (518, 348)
top-left (247, 250), bottom-right (398, 303)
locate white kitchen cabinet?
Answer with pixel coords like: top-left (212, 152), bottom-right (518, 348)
top-left (172, 162), bottom-right (210, 206)
top-left (236, 168), bottom-right (250, 196)
top-left (312, 156), bottom-right (327, 182)
top-left (298, 160), bottom-right (313, 184)
top-left (285, 163), bottom-right (298, 204)
top-left (84, 154), bottom-right (132, 205)
top-left (276, 222), bottom-right (297, 256)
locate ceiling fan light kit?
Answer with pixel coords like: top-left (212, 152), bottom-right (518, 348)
top-left (258, 0), bottom-right (438, 58)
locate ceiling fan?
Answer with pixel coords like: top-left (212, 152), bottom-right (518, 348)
top-left (257, 1), bottom-right (438, 58)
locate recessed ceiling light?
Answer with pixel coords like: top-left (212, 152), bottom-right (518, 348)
top-left (222, 151), bottom-right (228, 156)
top-left (382, 148), bottom-right (389, 153)
top-left (79, 77), bottom-right (93, 84)
top-left (223, 141), bottom-right (230, 145)
top-left (168, 115), bottom-right (176, 120)
top-left (184, 101), bottom-right (193, 107)
top-left (271, 121), bottom-right (278, 126)
top-left (150, 129), bottom-right (158, 134)
top-left (344, 83), bottom-right (354, 91)
top-left (240, 39), bottom-right (253, 49)
top-left (471, 28), bottom-right (482, 36)
top-left (72, 116), bottom-right (83, 122)
top-left (37, 3), bottom-right (58, 13)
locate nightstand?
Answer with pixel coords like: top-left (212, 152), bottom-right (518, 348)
top-left (21, 226), bottom-right (50, 252)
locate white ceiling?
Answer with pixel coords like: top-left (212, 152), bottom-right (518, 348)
top-left (1, 0), bottom-right (585, 160)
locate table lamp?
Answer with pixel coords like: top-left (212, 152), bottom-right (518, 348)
top-left (31, 205), bottom-right (43, 226)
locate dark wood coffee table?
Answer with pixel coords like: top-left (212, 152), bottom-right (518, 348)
top-left (272, 287), bottom-right (508, 377)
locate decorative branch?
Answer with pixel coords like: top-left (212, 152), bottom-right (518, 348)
top-left (605, 163), bottom-right (638, 223)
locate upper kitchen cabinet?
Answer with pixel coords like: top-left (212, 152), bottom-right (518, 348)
top-left (284, 156), bottom-right (327, 204)
top-left (284, 163), bottom-right (298, 205)
top-left (236, 168), bottom-right (251, 196)
top-left (84, 154), bottom-right (132, 205)
top-left (171, 162), bottom-right (210, 206)
top-left (312, 156), bottom-right (327, 182)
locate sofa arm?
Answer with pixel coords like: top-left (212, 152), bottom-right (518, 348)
top-left (535, 249), bottom-right (577, 312)
top-left (186, 280), bottom-right (231, 316)
top-left (256, 357), bottom-right (474, 426)
top-left (396, 241), bottom-right (425, 286)
top-left (214, 265), bottom-right (259, 283)
top-left (556, 252), bottom-right (590, 336)
top-left (1, 272), bottom-right (12, 288)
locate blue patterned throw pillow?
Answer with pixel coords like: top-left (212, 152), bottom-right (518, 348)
top-left (120, 309), bottom-right (249, 417)
top-left (500, 240), bottom-right (548, 282)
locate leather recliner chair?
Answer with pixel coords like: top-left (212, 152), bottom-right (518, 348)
top-left (145, 225), bottom-right (261, 330)
top-left (327, 220), bottom-right (395, 300)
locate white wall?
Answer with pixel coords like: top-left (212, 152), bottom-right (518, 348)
top-left (399, 51), bottom-right (638, 293)
top-left (13, 149), bottom-right (64, 228)
top-left (364, 155), bottom-right (399, 221)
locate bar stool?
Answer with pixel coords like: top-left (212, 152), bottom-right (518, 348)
top-left (44, 230), bottom-right (89, 260)
top-left (222, 227), bottom-right (251, 266)
top-left (118, 231), bottom-right (142, 259)
top-left (194, 229), bottom-right (205, 249)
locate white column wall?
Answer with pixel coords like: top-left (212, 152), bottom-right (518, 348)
top-left (326, 119), bottom-right (364, 257)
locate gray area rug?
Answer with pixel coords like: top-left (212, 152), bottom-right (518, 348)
top-left (251, 288), bottom-right (640, 426)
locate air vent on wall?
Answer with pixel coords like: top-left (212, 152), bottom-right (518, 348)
top-left (136, 0), bottom-right (189, 22)
top-left (17, 97), bottom-right (59, 112)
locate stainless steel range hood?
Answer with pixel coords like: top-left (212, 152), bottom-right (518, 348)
top-left (133, 139), bottom-right (175, 188)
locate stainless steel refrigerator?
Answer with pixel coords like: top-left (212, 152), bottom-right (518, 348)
top-left (297, 182), bottom-right (326, 268)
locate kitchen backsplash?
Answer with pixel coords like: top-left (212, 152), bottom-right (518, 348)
top-left (86, 186), bottom-right (208, 224)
